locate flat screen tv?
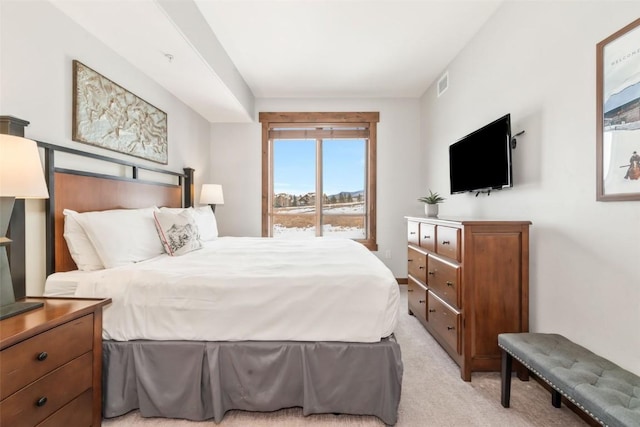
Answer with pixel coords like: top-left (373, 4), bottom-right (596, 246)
top-left (449, 114), bottom-right (512, 194)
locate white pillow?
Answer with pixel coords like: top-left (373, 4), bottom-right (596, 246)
top-left (160, 206), bottom-right (218, 241)
top-left (193, 206), bottom-right (218, 241)
top-left (153, 210), bottom-right (202, 256)
top-left (158, 207), bottom-right (187, 213)
top-left (74, 207), bottom-right (164, 268)
top-left (63, 209), bottom-right (104, 271)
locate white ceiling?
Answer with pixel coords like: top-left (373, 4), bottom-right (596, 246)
top-left (49, 0), bottom-right (502, 123)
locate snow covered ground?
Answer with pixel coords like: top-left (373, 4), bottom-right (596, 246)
top-left (273, 202), bottom-right (365, 238)
top-left (273, 224), bottom-right (365, 239)
top-left (274, 202), bottom-right (364, 214)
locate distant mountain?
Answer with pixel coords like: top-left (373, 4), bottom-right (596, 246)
top-left (605, 81), bottom-right (640, 113)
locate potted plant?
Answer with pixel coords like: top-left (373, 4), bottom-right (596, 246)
top-left (418, 190), bottom-right (445, 217)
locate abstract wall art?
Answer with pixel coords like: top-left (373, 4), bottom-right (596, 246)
top-left (72, 60), bottom-right (168, 164)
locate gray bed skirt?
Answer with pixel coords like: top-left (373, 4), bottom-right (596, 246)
top-left (102, 336), bottom-right (403, 425)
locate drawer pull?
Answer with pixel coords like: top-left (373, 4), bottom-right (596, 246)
top-left (428, 309), bottom-right (436, 313)
top-left (423, 235), bottom-right (431, 239)
top-left (408, 259), bottom-right (414, 262)
top-left (418, 266), bottom-right (425, 269)
top-left (36, 396), bottom-right (48, 407)
top-left (446, 281), bottom-right (453, 287)
top-left (409, 231), bottom-right (416, 235)
top-left (428, 271), bottom-right (435, 276)
top-left (419, 300), bottom-right (426, 304)
top-left (407, 289), bottom-right (414, 292)
top-left (442, 240), bottom-right (450, 245)
top-left (447, 326), bottom-right (455, 331)
top-left (36, 351), bottom-right (48, 361)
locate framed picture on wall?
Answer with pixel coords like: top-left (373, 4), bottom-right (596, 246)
top-left (72, 60), bottom-right (168, 164)
top-left (596, 18), bottom-right (640, 201)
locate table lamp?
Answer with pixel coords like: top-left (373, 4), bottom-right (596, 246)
top-left (200, 184), bottom-right (224, 213)
top-left (0, 134), bottom-right (49, 320)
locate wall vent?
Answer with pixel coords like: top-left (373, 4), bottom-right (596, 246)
top-left (437, 72), bottom-right (449, 97)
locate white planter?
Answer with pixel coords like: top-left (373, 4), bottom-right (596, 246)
top-left (424, 204), bottom-right (439, 217)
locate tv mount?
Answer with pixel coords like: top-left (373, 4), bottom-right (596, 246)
top-left (511, 130), bottom-right (525, 149)
top-left (476, 190), bottom-right (489, 197)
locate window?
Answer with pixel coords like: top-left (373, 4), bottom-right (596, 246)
top-left (260, 112), bottom-right (378, 250)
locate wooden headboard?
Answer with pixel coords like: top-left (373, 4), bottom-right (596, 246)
top-left (37, 142), bottom-right (194, 274)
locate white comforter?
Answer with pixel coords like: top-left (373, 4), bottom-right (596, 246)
top-left (71, 237), bottom-right (399, 343)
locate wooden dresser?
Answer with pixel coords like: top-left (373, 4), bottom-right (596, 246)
top-left (0, 297), bottom-right (111, 426)
top-left (406, 217), bottom-right (530, 381)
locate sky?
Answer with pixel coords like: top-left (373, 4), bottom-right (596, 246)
top-left (274, 138), bottom-right (365, 196)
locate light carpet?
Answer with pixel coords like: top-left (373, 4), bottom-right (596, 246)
top-left (102, 286), bottom-right (586, 426)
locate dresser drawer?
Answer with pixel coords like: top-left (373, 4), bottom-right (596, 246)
top-left (427, 255), bottom-right (461, 309)
top-left (407, 221), bottom-right (419, 245)
top-left (0, 352), bottom-right (93, 427)
top-left (427, 292), bottom-right (461, 355)
top-left (407, 247), bottom-right (427, 283)
top-left (436, 226), bottom-right (461, 261)
top-left (407, 276), bottom-right (427, 324)
top-left (0, 314), bottom-right (93, 400)
top-left (419, 223), bottom-right (435, 252)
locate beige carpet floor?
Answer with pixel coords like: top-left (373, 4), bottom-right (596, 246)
top-left (102, 286), bottom-right (586, 426)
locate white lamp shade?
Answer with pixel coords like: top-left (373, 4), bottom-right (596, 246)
top-left (200, 184), bottom-right (224, 205)
top-left (0, 134), bottom-right (49, 199)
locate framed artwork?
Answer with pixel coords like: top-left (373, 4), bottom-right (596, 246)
top-left (596, 18), bottom-right (640, 201)
top-left (72, 60), bottom-right (168, 164)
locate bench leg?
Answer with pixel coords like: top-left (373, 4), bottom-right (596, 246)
top-left (552, 390), bottom-right (562, 408)
top-left (501, 349), bottom-right (512, 408)
top-left (516, 360), bottom-right (529, 381)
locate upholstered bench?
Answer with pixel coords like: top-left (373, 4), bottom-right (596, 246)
top-left (498, 333), bottom-right (640, 427)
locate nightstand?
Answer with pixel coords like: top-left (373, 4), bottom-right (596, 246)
top-left (0, 297), bottom-right (111, 426)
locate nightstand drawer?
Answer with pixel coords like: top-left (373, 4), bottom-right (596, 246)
top-left (0, 351), bottom-right (92, 427)
top-left (37, 388), bottom-right (93, 427)
top-left (0, 314), bottom-right (93, 400)
top-left (427, 255), bottom-right (461, 309)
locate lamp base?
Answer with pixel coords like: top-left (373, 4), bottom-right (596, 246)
top-left (0, 301), bottom-right (44, 320)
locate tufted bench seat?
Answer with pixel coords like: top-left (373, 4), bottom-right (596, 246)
top-left (498, 333), bottom-right (640, 427)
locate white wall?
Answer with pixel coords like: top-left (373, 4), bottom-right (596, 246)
top-left (420, 1), bottom-right (640, 374)
top-left (0, 0), bottom-right (211, 295)
top-left (210, 98), bottom-right (422, 276)
top-left (4, 0), bottom-right (637, 376)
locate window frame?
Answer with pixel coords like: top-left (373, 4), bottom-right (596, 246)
top-left (259, 112), bottom-right (379, 250)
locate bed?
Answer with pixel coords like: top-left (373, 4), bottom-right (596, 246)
top-left (38, 142), bottom-right (403, 425)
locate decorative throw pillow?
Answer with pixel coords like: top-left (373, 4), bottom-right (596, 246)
top-left (160, 206), bottom-right (218, 241)
top-left (153, 210), bottom-right (203, 256)
top-left (62, 209), bottom-right (104, 271)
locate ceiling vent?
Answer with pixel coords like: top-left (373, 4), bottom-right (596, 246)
top-left (437, 72), bottom-right (449, 97)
